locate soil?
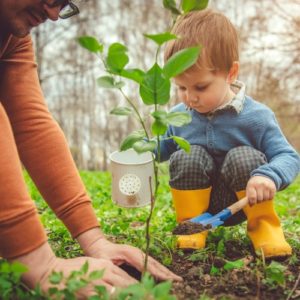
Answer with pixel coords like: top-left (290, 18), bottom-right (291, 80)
top-left (166, 241), bottom-right (300, 300)
top-left (112, 234), bottom-right (300, 299)
top-left (173, 221), bottom-right (212, 235)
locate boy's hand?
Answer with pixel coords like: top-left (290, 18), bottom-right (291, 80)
top-left (246, 176), bottom-right (276, 206)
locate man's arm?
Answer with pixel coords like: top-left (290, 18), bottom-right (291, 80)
top-left (0, 35), bottom-right (100, 239)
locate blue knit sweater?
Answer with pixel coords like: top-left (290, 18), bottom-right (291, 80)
top-left (159, 96), bottom-right (300, 191)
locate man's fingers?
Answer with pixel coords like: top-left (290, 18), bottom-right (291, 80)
top-left (146, 256), bottom-right (183, 281)
top-left (121, 247), bottom-right (182, 281)
top-left (103, 265), bottom-right (138, 287)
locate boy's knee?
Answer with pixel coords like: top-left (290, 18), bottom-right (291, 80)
top-left (169, 145), bottom-right (215, 190)
top-left (221, 146), bottom-right (267, 190)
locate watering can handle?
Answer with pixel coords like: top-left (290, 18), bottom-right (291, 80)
top-left (227, 197), bottom-right (248, 215)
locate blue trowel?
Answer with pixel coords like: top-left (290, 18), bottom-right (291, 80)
top-left (173, 197), bottom-right (248, 235)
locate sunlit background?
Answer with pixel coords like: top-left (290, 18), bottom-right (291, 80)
top-left (32, 0), bottom-right (300, 170)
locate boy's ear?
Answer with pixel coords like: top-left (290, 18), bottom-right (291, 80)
top-left (228, 61), bottom-right (240, 83)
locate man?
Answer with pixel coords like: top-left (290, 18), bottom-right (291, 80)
top-left (0, 0), bottom-right (181, 296)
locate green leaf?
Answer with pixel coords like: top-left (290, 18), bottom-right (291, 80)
top-left (81, 261), bottom-right (89, 274)
top-left (223, 259), bottom-right (244, 271)
top-left (117, 284), bottom-right (145, 298)
top-left (152, 120), bottom-right (168, 135)
top-left (89, 270), bottom-right (105, 280)
top-left (181, 0), bottom-right (209, 13)
top-left (216, 239), bottom-right (225, 256)
top-left (0, 262), bottom-right (11, 273)
top-left (106, 43), bottom-right (129, 73)
top-left (141, 273), bottom-right (155, 290)
top-left (152, 110), bottom-right (168, 123)
top-left (48, 287), bottom-right (59, 296)
top-left (265, 261), bottom-right (286, 286)
top-left (166, 111), bottom-right (191, 126)
top-left (139, 63), bottom-right (171, 105)
top-left (120, 130), bottom-right (146, 151)
top-left (67, 278), bottom-right (87, 292)
top-left (153, 281), bottom-right (172, 297)
top-left (172, 136), bottom-right (191, 152)
top-left (144, 32), bottom-right (177, 46)
top-left (151, 110), bottom-right (168, 135)
top-left (10, 262), bottom-right (28, 274)
top-left (120, 68), bottom-right (145, 83)
top-left (210, 265), bottom-right (221, 276)
top-left (110, 107), bottom-right (133, 116)
top-left (163, 0), bottom-right (181, 15)
top-left (133, 140), bottom-right (157, 154)
top-left (78, 36), bottom-right (103, 53)
top-left (163, 46), bottom-right (201, 78)
top-left (94, 285), bottom-right (109, 296)
top-left (49, 272), bottom-right (63, 285)
top-left (97, 76), bottom-right (125, 89)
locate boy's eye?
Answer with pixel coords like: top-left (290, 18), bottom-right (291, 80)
top-left (196, 85), bottom-right (208, 91)
top-left (178, 86), bottom-right (186, 91)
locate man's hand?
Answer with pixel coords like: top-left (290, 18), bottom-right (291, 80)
top-left (12, 242), bottom-right (137, 298)
top-left (246, 175), bottom-right (276, 206)
top-left (77, 228), bottom-right (182, 282)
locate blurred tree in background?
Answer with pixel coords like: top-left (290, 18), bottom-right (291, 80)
top-left (32, 0), bottom-right (300, 170)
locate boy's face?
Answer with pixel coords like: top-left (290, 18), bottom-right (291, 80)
top-left (0, 0), bottom-right (65, 38)
top-left (174, 65), bottom-right (236, 114)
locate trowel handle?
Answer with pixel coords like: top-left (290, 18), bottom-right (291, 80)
top-left (227, 197), bottom-right (248, 215)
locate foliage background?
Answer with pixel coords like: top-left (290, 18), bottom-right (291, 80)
top-left (32, 0), bottom-right (300, 170)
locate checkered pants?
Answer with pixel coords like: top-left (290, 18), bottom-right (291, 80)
top-left (169, 145), bottom-right (267, 225)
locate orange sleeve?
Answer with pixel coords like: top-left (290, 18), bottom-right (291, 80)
top-left (0, 35), bottom-right (99, 249)
top-left (0, 102), bottom-right (47, 259)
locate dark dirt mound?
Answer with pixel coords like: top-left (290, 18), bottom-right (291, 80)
top-left (173, 221), bottom-right (212, 235)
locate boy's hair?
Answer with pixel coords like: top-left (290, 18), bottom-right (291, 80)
top-left (164, 9), bottom-right (239, 73)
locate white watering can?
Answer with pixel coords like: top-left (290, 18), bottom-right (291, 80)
top-left (109, 149), bottom-right (155, 208)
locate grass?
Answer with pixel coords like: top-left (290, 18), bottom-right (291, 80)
top-left (24, 169), bottom-right (300, 260)
top-left (15, 170), bottom-right (300, 299)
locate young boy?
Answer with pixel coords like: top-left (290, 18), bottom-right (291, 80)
top-left (160, 9), bottom-right (300, 258)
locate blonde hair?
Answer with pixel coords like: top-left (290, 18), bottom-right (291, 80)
top-left (164, 9), bottom-right (239, 73)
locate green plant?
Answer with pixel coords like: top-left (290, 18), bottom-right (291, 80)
top-left (263, 261), bottom-right (287, 287)
top-left (0, 259), bottom-right (177, 299)
top-left (187, 249), bottom-right (209, 263)
top-left (0, 261), bottom-right (29, 300)
top-left (44, 261), bottom-right (107, 300)
top-left (223, 259), bottom-right (244, 271)
top-left (78, 0), bottom-right (209, 272)
top-left (208, 258), bottom-right (244, 277)
top-left (209, 265), bottom-right (221, 276)
top-left (114, 273), bottom-right (175, 300)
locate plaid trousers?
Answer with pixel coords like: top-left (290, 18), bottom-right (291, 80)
top-left (169, 145), bottom-right (267, 225)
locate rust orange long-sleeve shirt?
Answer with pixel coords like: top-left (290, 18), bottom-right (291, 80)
top-left (0, 34), bottom-right (99, 259)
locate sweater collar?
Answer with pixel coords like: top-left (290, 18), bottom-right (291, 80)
top-left (210, 80), bottom-right (246, 115)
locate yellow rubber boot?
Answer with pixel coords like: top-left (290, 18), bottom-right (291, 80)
top-left (171, 187), bottom-right (211, 249)
top-left (236, 190), bottom-right (292, 258)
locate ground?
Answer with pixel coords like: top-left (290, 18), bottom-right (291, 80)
top-left (2, 168), bottom-right (299, 299)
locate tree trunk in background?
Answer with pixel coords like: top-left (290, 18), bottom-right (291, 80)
top-left (32, 0), bottom-right (300, 170)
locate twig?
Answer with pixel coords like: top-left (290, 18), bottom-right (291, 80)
top-left (286, 271), bottom-right (300, 300)
top-left (143, 176), bottom-right (155, 273)
top-left (255, 268), bottom-right (261, 300)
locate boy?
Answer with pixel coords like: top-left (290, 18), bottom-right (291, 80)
top-left (160, 9), bottom-right (300, 258)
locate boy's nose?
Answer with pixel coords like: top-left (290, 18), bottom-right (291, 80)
top-left (42, 4), bottom-right (61, 21)
top-left (186, 92), bottom-right (198, 104)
